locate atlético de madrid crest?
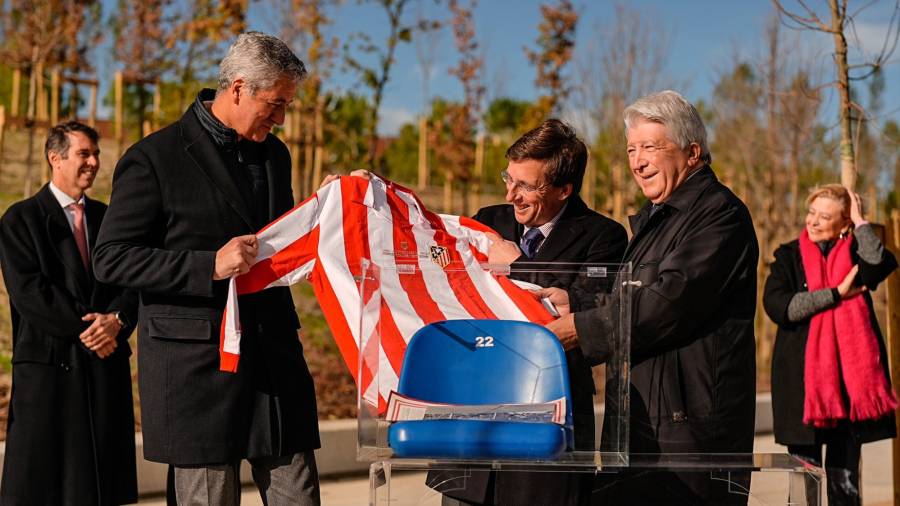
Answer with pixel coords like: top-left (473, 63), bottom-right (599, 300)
top-left (430, 245), bottom-right (450, 268)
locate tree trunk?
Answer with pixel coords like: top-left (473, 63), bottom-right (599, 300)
top-left (443, 170), bottom-right (453, 213)
top-left (367, 90), bottom-right (381, 172)
top-left (23, 60), bottom-right (38, 198)
top-left (286, 109), bottom-right (303, 203)
top-left (417, 116), bottom-right (428, 190)
top-left (583, 151), bottom-right (596, 211)
top-left (0, 105), bottom-right (6, 182)
top-left (35, 63), bottom-right (47, 123)
top-left (50, 69), bottom-right (60, 126)
top-left (313, 95), bottom-right (325, 189)
top-left (829, 0), bottom-right (856, 190)
top-left (303, 107), bottom-right (314, 195)
top-left (137, 83), bottom-right (147, 140)
top-left (612, 162), bottom-right (625, 224)
top-left (11, 68), bottom-right (21, 120)
top-left (469, 134), bottom-right (484, 213)
top-left (88, 84), bottom-right (97, 127)
top-left (115, 72), bottom-right (124, 158)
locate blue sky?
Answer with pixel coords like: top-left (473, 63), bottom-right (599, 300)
top-left (99, 0), bottom-right (900, 137)
top-left (250, 0), bottom-right (900, 136)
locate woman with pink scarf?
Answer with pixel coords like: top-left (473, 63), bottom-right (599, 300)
top-left (764, 184), bottom-right (898, 506)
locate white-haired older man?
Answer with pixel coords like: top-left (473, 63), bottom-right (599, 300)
top-left (95, 32), bottom-right (320, 505)
top-left (537, 91), bottom-right (759, 505)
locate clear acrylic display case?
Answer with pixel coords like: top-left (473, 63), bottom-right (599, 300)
top-left (354, 259), bottom-right (823, 506)
top-left (356, 260), bottom-right (633, 467)
top-left (367, 453), bottom-right (823, 505)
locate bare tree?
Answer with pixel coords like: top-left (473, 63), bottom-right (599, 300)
top-left (570, 4), bottom-right (669, 221)
top-left (111, 0), bottom-right (175, 136)
top-left (430, 0), bottom-right (483, 215)
top-left (522, 0), bottom-right (578, 130)
top-left (344, 0), bottom-right (414, 171)
top-left (168, 0), bottom-right (247, 111)
top-left (0, 0), bottom-right (100, 196)
top-left (772, 0), bottom-right (900, 190)
top-left (708, 21), bottom-right (834, 387)
top-left (414, 0), bottom-right (441, 114)
top-left (271, 0), bottom-right (338, 197)
top-left (413, 0), bottom-right (442, 189)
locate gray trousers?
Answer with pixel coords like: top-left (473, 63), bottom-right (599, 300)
top-left (173, 451), bottom-right (320, 505)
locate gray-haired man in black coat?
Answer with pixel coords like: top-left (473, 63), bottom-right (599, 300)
top-left (536, 91), bottom-right (759, 505)
top-left (94, 32), bottom-right (320, 505)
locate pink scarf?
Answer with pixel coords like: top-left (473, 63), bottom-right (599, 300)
top-left (799, 228), bottom-right (898, 428)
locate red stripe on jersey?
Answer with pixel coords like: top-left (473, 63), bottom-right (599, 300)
top-left (384, 189), bottom-right (447, 324)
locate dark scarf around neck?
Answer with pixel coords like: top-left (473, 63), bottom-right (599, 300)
top-left (192, 88), bottom-right (240, 151)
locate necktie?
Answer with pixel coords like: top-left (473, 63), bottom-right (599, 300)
top-left (69, 202), bottom-right (90, 270)
top-left (520, 228), bottom-right (545, 259)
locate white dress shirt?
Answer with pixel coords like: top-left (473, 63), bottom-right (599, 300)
top-left (520, 201), bottom-right (568, 255)
top-left (49, 182), bottom-right (90, 252)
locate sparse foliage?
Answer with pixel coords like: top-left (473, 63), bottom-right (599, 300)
top-left (521, 0), bottom-right (577, 129)
top-left (429, 0), bottom-right (483, 215)
top-left (772, 0), bottom-right (900, 190)
top-left (343, 0), bottom-right (423, 170)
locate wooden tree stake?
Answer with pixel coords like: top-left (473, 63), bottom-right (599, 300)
top-left (115, 71), bottom-right (124, 157)
top-left (50, 69), bottom-right (60, 126)
top-left (11, 69), bottom-right (21, 120)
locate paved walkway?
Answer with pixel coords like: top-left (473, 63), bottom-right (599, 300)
top-left (139, 433), bottom-right (895, 505)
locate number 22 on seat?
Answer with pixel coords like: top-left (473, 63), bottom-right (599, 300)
top-left (475, 336), bottom-right (494, 348)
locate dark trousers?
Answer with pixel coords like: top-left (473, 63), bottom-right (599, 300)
top-left (788, 428), bottom-right (861, 506)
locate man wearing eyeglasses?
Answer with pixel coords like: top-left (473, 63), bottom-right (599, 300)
top-left (432, 119), bottom-right (627, 506)
top-left (481, 119), bottom-right (626, 271)
top-left (94, 32), bottom-right (321, 505)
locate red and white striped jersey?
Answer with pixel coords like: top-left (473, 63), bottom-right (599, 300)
top-left (220, 175), bottom-right (554, 404)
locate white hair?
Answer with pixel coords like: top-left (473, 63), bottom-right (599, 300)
top-left (217, 32), bottom-right (307, 95)
top-left (624, 90), bottom-right (711, 164)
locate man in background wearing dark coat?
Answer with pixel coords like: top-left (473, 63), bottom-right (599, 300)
top-left (433, 119), bottom-right (627, 506)
top-left (94, 32), bottom-right (320, 505)
top-left (0, 121), bottom-right (138, 505)
top-left (539, 91), bottom-right (759, 505)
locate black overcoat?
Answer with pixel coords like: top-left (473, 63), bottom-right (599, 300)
top-left (93, 107), bottom-right (320, 465)
top-left (763, 236), bottom-right (897, 446)
top-left (0, 185), bottom-right (138, 505)
top-left (430, 196), bottom-right (627, 506)
top-left (575, 167), bottom-right (759, 504)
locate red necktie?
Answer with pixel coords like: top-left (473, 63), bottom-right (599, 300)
top-left (69, 202), bottom-right (89, 270)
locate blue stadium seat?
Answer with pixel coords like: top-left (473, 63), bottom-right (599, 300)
top-left (388, 319), bottom-right (573, 460)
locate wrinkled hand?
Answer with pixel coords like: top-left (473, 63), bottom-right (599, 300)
top-left (214, 235), bottom-right (258, 280)
top-left (545, 313), bottom-right (578, 351)
top-left (486, 233), bottom-right (522, 265)
top-left (531, 287), bottom-right (571, 316)
top-left (319, 174), bottom-right (340, 188)
top-left (847, 189), bottom-right (867, 226)
top-left (836, 264), bottom-right (867, 299)
top-left (318, 169), bottom-right (371, 189)
top-left (80, 313), bottom-right (121, 358)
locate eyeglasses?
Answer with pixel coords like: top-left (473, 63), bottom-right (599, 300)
top-left (500, 170), bottom-right (551, 194)
top-left (247, 91), bottom-right (291, 113)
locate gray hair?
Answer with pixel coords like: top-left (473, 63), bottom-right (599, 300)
top-left (217, 31), bottom-right (307, 95)
top-left (623, 90), bottom-right (711, 164)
